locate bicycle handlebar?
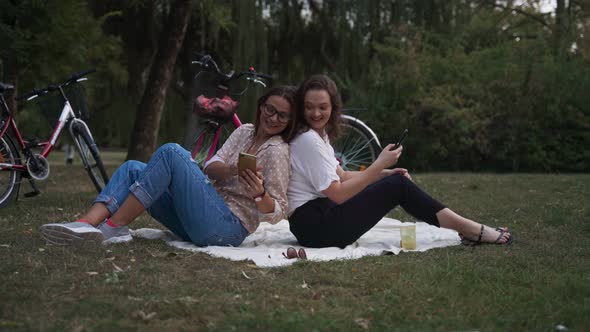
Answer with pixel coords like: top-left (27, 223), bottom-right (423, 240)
top-left (192, 54), bottom-right (273, 85)
top-left (16, 69), bottom-right (96, 101)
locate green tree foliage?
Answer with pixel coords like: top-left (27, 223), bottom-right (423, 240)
top-left (2, 0), bottom-right (588, 171)
top-left (0, 0), bottom-right (123, 140)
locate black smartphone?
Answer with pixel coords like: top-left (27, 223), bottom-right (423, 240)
top-left (392, 129), bottom-right (408, 150)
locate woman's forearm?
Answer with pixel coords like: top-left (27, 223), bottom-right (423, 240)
top-left (323, 163), bottom-right (384, 204)
top-left (204, 161), bottom-right (236, 181)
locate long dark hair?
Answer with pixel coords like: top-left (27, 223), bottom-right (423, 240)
top-left (254, 85), bottom-right (298, 142)
top-left (295, 74), bottom-right (343, 141)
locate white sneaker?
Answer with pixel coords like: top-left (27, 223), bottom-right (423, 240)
top-left (40, 221), bottom-right (104, 246)
top-left (97, 222), bottom-right (132, 244)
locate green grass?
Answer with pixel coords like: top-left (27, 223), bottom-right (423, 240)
top-left (1, 157), bottom-right (589, 331)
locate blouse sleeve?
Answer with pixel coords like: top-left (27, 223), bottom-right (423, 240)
top-left (257, 143), bottom-right (290, 224)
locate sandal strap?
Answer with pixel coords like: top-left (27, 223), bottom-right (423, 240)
top-left (475, 225), bottom-right (484, 243)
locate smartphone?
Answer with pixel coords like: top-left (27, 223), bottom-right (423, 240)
top-left (238, 152), bottom-right (257, 173)
top-left (392, 129), bottom-right (408, 150)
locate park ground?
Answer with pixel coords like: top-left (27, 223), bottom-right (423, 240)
top-left (0, 152), bottom-right (589, 331)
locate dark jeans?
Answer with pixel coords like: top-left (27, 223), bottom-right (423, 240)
top-left (289, 174), bottom-right (446, 248)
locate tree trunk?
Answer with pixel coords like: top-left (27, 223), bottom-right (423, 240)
top-left (126, 0), bottom-right (192, 161)
top-left (554, 0), bottom-right (566, 56)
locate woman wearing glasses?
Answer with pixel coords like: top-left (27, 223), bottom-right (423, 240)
top-left (40, 86), bottom-right (298, 247)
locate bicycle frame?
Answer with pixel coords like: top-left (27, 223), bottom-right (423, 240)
top-left (193, 114), bottom-right (243, 163)
top-left (0, 100), bottom-right (76, 172)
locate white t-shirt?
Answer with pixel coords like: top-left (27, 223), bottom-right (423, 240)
top-left (287, 130), bottom-right (340, 215)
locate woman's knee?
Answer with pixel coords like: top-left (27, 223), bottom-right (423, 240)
top-left (154, 142), bottom-right (181, 157)
top-left (119, 160), bottom-right (145, 174)
top-left (385, 173), bottom-right (412, 187)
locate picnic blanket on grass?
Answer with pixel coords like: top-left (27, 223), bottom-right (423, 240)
top-left (130, 217), bottom-right (460, 267)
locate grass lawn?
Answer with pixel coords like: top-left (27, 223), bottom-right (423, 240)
top-left (1, 153), bottom-right (589, 331)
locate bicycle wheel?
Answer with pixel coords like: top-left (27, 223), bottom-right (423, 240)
top-left (333, 115), bottom-right (382, 171)
top-left (188, 122), bottom-right (235, 167)
top-left (0, 135), bottom-right (21, 208)
top-left (70, 122), bottom-right (109, 192)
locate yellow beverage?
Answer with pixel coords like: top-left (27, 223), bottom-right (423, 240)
top-left (400, 225), bottom-right (416, 250)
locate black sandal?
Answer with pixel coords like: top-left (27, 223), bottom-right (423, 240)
top-left (459, 225), bottom-right (513, 246)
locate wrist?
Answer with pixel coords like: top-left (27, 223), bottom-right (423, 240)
top-left (253, 188), bottom-right (266, 202)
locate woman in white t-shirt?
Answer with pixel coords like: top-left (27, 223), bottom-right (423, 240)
top-left (287, 75), bottom-right (512, 248)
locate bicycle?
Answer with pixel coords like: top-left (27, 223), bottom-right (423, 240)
top-left (187, 55), bottom-right (382, 172)
top-left (0, 70), bottom-right (109, 208)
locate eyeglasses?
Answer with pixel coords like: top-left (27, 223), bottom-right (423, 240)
top-left (262, 104), bottom-right (291, 123)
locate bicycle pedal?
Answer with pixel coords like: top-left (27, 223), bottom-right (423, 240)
top-left (24, 178), bottom-right (41, 198)
top-left (24, 190), bottom-right (40, 198)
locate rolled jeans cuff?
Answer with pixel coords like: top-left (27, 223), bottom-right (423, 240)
top-left (128, 181), bottom-right (155, 209)
top-left (94, 194), bottom-right (120, 216)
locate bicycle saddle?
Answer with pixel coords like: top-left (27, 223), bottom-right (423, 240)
top-left (0, 82), bottom-right (15, 93)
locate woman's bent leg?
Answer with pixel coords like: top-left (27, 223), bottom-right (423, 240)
top-left (93, 160), bottom-right (146, 216)
top-left (291, 174), bottom-right (445, 248)
top-left (147, 192), bottom-right (191, 241)
top-left (117, 143), bottom-right (248, 246)
top-left (75, 160), bottom-right (146, 226)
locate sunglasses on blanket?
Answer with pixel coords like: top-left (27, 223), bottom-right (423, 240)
top-left (282, 247), bottom-right (307, 260)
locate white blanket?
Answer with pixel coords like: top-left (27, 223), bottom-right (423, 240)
top-left (131, 217), bottom-right (460, 267)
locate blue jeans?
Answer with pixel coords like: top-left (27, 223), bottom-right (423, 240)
top-left (95, 143), bottom-right (249, 246)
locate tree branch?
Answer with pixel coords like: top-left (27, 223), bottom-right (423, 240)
top-left (484, 0), bottom-right (552, 30)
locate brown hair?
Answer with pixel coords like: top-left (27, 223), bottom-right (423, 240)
top-left (295, 74), bottom-right (343, 141)
top-left (254, 85), bottom-right (298, 143)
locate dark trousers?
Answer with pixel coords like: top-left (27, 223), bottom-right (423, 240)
top-left (289, 174), bottom-right (446, 248)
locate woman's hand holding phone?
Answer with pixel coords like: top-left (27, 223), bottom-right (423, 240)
top-left (376, 144), bottom-right (403, 169)
top-left (374, 128), bottom-right (408, 169)
top-left (239, 166), bottom-right (265, 198)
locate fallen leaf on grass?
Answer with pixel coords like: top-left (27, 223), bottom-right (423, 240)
top-left (354, 318), bottom-right (370, 330)
top-left (112, 262), bottom-right (124, 272)
top-left (177, 296), bottom-right (199, 305)
top-left (131, 310), bottom-right (157, 321)
top-left (38, 248), bottom-right (45, 252)
top-left (0, 320), bottom-right (21, 328)
top-left (85, 272), bottom-right (99, 276)
top-left (301, 280), bottom-right (308, 289)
